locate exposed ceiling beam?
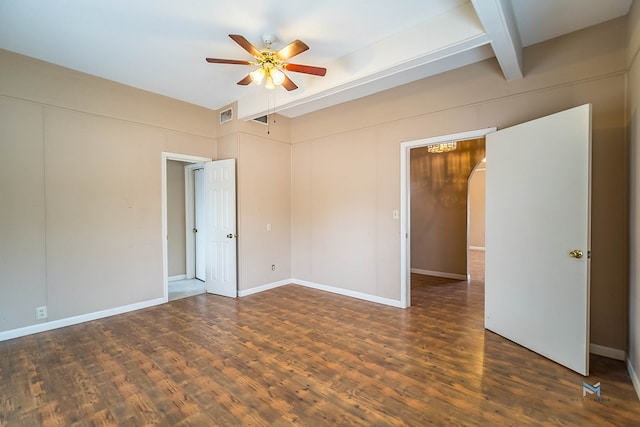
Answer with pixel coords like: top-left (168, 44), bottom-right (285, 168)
top-left (471, 0), bottom-right (523, 80)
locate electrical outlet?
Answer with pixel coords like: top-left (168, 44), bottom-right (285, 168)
top-left (271, 264), bottom-right (276, 271)
top-left (36, 306), bottom-right (48, 320)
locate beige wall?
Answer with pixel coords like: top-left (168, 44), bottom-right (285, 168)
top-left (0, 50), bottom-right (216, 332)
top-left (167, 160), bottom-right (186, 277)
top-left (237, 133), bottom-right (292, 290)
top-left (291, 18), bottom-right (629, 350)
top-left (292, 127), bottom-right (399, 298)
top-left (468, 167), bottom-right (486, 249)
top-left (0, 98), bottom-right (47, 331)
top-left (410, 138), bottom-right (485, 275)
top-left (627, 0), bottom-right (640, 391)
top-left (217, 104), bottom-right (293, 291)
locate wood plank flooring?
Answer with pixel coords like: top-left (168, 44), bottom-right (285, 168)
top-left (2, 252), bottom-right (639, 425)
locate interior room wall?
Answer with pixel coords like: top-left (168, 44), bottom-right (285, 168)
top-left (237, 133), bottom-right (292, 290)
top-left (468, 167), bottom-right (486, 249)
top-left (290, 17), bottom-right (629, 351)
top-left (167, 160), bottom-right (186, 278)
top-left (0, 98), bottom-right (46, 332)
top-left (0, 49), bottom-right (216, 335)
top-left (626, 0), bottom-right (640, 394)
top-left (217, 104), bottom-right (292, 292)
top-left (410, 138), bottom-right (485, 276)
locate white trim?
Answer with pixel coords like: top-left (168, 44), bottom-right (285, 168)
top-left (400, 137), bottom-right (410, 308)
top-left (627, 358), bottom-right (640, 401)
top-left (168, 274), bottom-right (187, 282)
top-left (0, 297), bottom-right (166, 342)
top-left (589, 343), bottom-right (625, 361)
top-left (162, 152), bottom-right (212, 303)
top-left (468, 246), bottom-right (486, 251)
top-left (238, 279), bottom-right (290, 297)
top-left (292, 279), bottom-right (404, 308)
top-left (400, 127), bottom-right (496, 308)
top-left (238, 277), bottom-right (405, 309)
top-left (410, 268), bottom-right (467, 281)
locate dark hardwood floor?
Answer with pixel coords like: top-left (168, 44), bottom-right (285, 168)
top-left (2, 251), bottom-right (639, 426)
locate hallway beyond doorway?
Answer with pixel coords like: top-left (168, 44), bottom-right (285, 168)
top-left (168, 278), bottom-right (206, 301)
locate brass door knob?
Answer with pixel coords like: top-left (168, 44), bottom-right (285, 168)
top-left (569, 249), bottom-right (583, 259)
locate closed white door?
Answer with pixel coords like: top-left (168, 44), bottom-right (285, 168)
top-left (194, 168), bottom-right (206, 281)
top-left (485, 104), bottom-right (591, 375)
top-left (205, 159), bottom-right (237, 298)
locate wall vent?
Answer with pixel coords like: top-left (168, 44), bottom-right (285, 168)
top-left (219, 107), bottom-right (233, 124)
top-left (252, 115), bottom-right (268, 125)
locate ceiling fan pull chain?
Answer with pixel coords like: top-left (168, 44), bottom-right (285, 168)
top-left (272, 93), bottom-right (277, 126)
top-left (267, 94), bottom-right (272, 135)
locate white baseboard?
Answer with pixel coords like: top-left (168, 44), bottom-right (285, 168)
top-left (0, 297), bottom-right (166, 342)
top-left (168, 274), bottom-right (187, 282)
top-left (410, 268), bottom-right (467, 281)
top-left (237, 277), bottom-right (404, 309)
top-left (468, 246), bottom-right (485, 251)
top-left (589, 343), bottom-right (626, 361)
top-left (238, 279), bottom-right (290, 297)
top-left (627, 358), bottom-right (640, 401)
top-left (292, 278), bottom-right (404, 308)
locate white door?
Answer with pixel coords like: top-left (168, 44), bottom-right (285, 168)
top-left (485, 104), bottom-right (591, 375)
top-left (194, 168), bottom-right (206, 281)
top-left (205, 159), bottom-right (237, 297)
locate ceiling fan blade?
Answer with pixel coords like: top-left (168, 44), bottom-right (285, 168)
top-left (281, 74), bottom-right (298, 91)
top-left (237, 75), bottom-right (253, 86)
top-left (276, 39), bottom-right (309, 61)
top-left (284, 63), bottom-right (327, 76)
top-left (206, 58), bottom-right (252, 65)
top-left (229, 34), bottom-right (262, 58)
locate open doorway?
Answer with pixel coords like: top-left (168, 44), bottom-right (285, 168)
top-left (166, 160), bottom-right (206, 301)
top-left (162, 152), bottom-right (211, 302)
top-left (401, 106), bottom-right (592, 374)
top-left (399, 127), bottom-right (495, 308)
top-left (408, 137), bottom-right (485, 304)
top-left (162, 153), bottom-right (239, 302)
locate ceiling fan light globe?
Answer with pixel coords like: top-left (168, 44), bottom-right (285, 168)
top-left (265, 76), bottom-right (276, 90)
top-left (250, 68), bottom-right (265, 85)
top-left (271, 68), bottom-right (285, 85)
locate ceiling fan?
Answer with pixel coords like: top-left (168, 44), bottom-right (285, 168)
top-left (206, 33), bottom-right (327, 91)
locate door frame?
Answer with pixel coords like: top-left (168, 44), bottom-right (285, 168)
top-left (161, 152), bottom-right (212, 302)
top-left (399, 127), bottom-right (495, 308)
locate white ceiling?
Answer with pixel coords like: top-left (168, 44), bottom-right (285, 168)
top-left (0, 0), bottom-right (632, 120)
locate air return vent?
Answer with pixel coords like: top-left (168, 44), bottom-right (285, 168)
top-left (252, 115), bottom-right (268, 125)
top-left (219, 107), bottom-right (233, 124)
